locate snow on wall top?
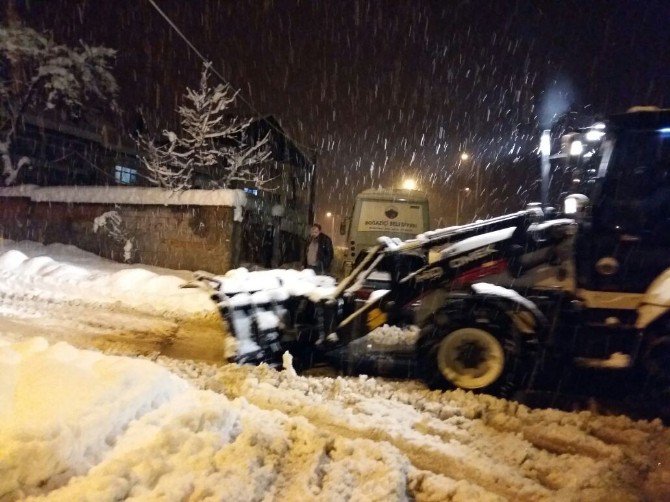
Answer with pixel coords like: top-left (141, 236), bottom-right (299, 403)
top-left (0, 184), bottom-right (247, 208)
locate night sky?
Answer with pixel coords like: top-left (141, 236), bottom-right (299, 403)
top-left (18, 0), bottom-right (670, 232)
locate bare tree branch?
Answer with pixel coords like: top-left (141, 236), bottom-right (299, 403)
top-left (136, 64), bottom-right (272, 191)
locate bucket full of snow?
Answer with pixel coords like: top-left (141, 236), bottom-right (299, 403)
top-left (193, 268), bottom-right (336, 365)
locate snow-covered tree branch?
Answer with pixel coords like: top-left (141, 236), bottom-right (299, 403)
top-left (0, 24), bottom-right (118, 185)
top-left (136, 64), bottom-right (271, 191)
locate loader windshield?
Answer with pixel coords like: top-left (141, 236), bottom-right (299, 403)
top-left (598, 129), bottom-right (670, 235)
top-left (604, 130), bottom-right (670, 202)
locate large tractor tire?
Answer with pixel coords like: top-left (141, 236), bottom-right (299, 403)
top-left (417, 304), bottom-right (530, 397)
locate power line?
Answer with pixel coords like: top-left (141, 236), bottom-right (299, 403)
top-left (146, 0), bottom-right (318, 158)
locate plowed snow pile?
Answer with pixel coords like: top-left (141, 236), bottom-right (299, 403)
top-left (0, 240), bottom-right (211, 315)
top-left (0, 241), bottom-right (224, 360)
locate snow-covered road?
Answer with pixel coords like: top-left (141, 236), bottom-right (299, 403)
top-left (0, 241), bottom-right (668, 500)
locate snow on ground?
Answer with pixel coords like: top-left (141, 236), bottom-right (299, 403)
top-left (359, 324), bottom-right (421, 350)
top-left (1, 337), bottom-right (668, 500)
top-left (1, 339), bottom-right (423, 501)
top-left (162, 357), bottom-right (670, 501)
top-left (0, 240), bottom-right (669, 500)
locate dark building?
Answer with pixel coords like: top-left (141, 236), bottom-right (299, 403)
top-left (10, 114), bottom-right (139, 187)
top-left (232, 116), bottom-right (317, 267)
top-left (8, 113), bottom-right (315, 268)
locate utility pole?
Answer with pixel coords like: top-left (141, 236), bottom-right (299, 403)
top-left (456, 187), bottom-right (470, 225)
top-left (474, 159), bottom-right (480, 218)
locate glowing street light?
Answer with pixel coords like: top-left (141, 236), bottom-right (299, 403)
top-left (460, 152), bottom-right (470, 161)
top-left (402, 178), bottom-right (417, 190)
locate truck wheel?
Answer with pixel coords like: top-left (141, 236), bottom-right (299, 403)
top-left (417, 311), bottom-right (526, 397)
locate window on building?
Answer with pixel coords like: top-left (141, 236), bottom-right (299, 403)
top-left (115, 165), bottom-right (137, 185)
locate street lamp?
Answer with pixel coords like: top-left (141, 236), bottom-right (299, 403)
top-left (460, 152), bottom-right (480, 217)
top-left (540, 129), bottom-right (551, 206)
top-left (456, 187), bottom-right (470, 225)
top-left (402, 178), bottom-right (417, 190)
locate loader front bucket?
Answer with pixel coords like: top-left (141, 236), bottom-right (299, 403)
top-left (194, 268), bottom-right (337, 365)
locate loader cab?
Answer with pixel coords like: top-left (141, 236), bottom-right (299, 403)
top-left (341, 188), bottom-right (429, 276)
top-left (560, 108), bottom-right (670, 296)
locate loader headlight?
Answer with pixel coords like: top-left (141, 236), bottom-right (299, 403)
top-left (585, 130), bottom-right (605, 142)
top-left (563, 193), bottom-right (589, 215)
top-left (569, 140), bottom-right (584, 156)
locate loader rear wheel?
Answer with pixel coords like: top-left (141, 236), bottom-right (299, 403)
top-left (417, 309), bottom-right (527, 397)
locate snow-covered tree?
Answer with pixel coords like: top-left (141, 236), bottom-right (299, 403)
top-left (137, 64), bottom-right (271, 191)
top-left (0, 24), bottom-right (118, 185)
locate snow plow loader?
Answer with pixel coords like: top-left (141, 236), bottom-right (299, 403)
top-left (192, 208), bottom-right (576, 395)
top-left (191, 108), bottom-right (670, 400)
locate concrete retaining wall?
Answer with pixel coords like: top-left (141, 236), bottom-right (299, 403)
top-left (0, 197), bottom-right (239, 273)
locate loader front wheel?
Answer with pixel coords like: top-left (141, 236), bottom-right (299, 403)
top-left (435, 327), bottom-right (505, 389)
top-left (418, 313), bottom-right (526, 397)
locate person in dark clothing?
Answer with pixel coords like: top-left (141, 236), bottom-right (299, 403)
top-left (261, 224), bottom-right (274, 268)
top-left (304, 223), bottom-right (334, 274)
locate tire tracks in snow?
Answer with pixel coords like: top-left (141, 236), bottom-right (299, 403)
top-left (162, 361), bottom-right (661, 501)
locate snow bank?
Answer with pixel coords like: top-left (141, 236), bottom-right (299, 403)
top-left (0, 239), bottom-right (191, 277)
top-left (0, 336), bottom-right (668, 500)
top-left (0, 242), bottom-right (212, 315)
